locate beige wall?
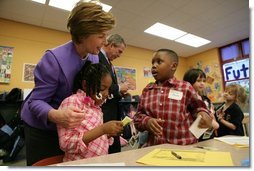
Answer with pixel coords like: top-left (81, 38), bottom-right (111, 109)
top-left (112, 45), bottom-right (154, 95)
top-left (0, 18), bottom-right (70, 92)
top-left (1, 19), bottom-right (187, 96)
top-left (1, 18), bottom-right (225, 102)
top-left (185, 49), bottom-right (224, 102)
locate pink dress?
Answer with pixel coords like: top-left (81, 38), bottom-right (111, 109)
top-left (57, 90), bottom-right (113, 162)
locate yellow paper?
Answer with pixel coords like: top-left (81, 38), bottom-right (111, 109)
top-left (233, 144), bottom-right (249, 148)
top-left (121, 116), bottom-right (132, 126)
top-left (214, 136), bottom-right (249, 147)
top-left (136, 148), bottom-right (233, 166)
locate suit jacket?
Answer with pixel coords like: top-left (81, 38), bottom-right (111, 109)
top-left (21, 41), bottom-right (98, 130)
top-left (98, 52), bottom-right (122, 122)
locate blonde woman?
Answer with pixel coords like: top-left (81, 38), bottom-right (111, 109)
top-left (21, 1), bottom-right (115, 165)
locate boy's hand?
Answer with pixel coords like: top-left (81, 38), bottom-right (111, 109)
top-left (147, 118), bottom-right (164, 137)
top-left (198, 112), bottom-right (212, 128)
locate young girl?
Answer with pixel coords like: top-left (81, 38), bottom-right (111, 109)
top-left (216, 84), bottom-right (248, 137)
top-left (183, 68), bottom-right (219, 140)
top-left (57, 61), bottom-right (123, 162)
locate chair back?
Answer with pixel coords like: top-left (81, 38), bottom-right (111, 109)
top-left (242, 114), bottom-right (249, 136)
top-left (32, 154), bottom-right (64, 166)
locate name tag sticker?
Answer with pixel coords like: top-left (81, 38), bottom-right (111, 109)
top-left (168, 90), bottom-right (183, 100)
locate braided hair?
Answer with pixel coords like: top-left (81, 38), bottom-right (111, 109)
top-left (73, 60), bottom-right (110, 97)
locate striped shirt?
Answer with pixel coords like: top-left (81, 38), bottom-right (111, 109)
top-left (57, 90), bottom-right (113, 162)
top-left (133, 77), bottom-right (210, 145)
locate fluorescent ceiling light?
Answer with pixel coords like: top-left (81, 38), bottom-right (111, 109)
top-left (48, 0), bottom-right (112, 12)
top-left (49, 0), bottom-right (80, 11)
top-left (98, 2), bottom-right (112, 12)
top-left (144, 22), bottom-right (186, 40)
top-left (145, 22), bottom-right (211, 48)
top-left (80, 0), bottom-right (112, 12)
top-left (31, 0), bottom-right (46, 4)
top-left (175, 33), bottom-right (211, 47)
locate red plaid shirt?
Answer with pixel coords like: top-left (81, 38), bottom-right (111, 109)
top-left (134, 77), bottom-right (210, 145)
top-left (57, 90), bottom-right (113, 162)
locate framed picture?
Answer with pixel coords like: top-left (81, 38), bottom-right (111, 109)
top-left (0, 46), bottom-right (14, 83)
top-left (22, 63), bottom-right (36, 82)
top-left (114, 66), bottom-right (136, 90)
top-left (143, 67), bottom-right (153, 78)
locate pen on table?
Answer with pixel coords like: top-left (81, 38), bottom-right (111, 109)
top-left (171, 151), bottom-right (182, 159)
top-left (196, 146), bottom-right (206, 149)
top-left (195, 146), bottom-right (217, 151)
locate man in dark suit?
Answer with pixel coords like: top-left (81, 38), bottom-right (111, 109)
top-left (99, 34), bottom-right (128, 153)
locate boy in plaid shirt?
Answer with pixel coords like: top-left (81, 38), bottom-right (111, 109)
top-left (134, 49), bottom-right (212, 146)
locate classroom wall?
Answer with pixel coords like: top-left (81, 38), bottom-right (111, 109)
top-left (113, 46), bottom-right (187, 95)
top-left (0, 18), bottom-right (189, 96)
top-left (0, 18), bottom-right (70, 92)
top-left (0, 18), bottom-right (225, 102)
top-left (185, 49), bottom-right (224, 103)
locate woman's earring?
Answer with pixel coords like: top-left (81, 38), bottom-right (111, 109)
top-left (108, 94), bottom-right (114, 100)
top-left (96, 93), bottom-right (103, 100)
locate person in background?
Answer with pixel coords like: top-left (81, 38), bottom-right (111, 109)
top-left (20, 1), bottom-right (115, 165)
top-left (57, 61), bottom-right (123, 162)
top-left (133, 49), bottom-right (212, 146)
top-left (98, 34), bottom-right (128, 153)
top-left (216, 84), bottom-right (248, 137)
top-left (183, 68), bottom-right (219, 140)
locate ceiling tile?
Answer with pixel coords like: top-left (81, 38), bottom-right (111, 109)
top-left (0, 0), bottom-right (249, 57)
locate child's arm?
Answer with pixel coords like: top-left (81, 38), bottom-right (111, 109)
top-left (216, 109), bottom-right (235, 129)
top-left (210, 103), bottom-right (220, 129)
top-left (146, 118), bottom-right (164, 137)
top-left (82, 121), bottom-right (123, 145)
top-left (217, 104), bottom-right (243, 131)
top-left (218, 118), bottom-right (236, 130)
top-left (133, 95), bottom-right (150, 132)
top-left (197, 112), bottom-right (212, 128)
top-left (133, 109), bottom-right (164, 136)
top-left (58, 120), bottom-right (123, 154)
top-left (133, 84), bottom-right (164, 135)
top-left (187, 85), bottom-right (212, 128)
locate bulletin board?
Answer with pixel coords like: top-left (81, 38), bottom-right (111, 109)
top-left (0, 46), bottom-right (14, 83)
top-left (114, 66), bottom-right (136, 90)
top-left (143, 67), bottom-right (153, 78)
top-left (22, 63), bottom-right (36, 82)
top-left (192, 61), bottom-right (223, 102)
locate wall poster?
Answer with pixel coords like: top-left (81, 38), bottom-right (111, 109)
top-left (192, 62), bottom-right (222, 102)
top-left (22, 63), bottom-right (36, 82)
top-left (114, 66), bottom-right (136, 90)
top-left (143, 67), bottom-right (153, 78)
top-left (0, 46), bottom-right (14, 83)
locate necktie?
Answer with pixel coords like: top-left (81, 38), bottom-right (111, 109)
top-left (108, 60), bottom-right (116, 76)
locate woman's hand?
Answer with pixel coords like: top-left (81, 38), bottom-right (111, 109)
top-left (48, 106), bottom-right (85, 128)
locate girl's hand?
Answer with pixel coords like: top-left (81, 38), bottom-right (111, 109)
top-left (103, 121), bottom-right (123, 136)
top-left (216, 109), bottom-right (225, 121)
top-left (147, 118), bottom-right (164, 137)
